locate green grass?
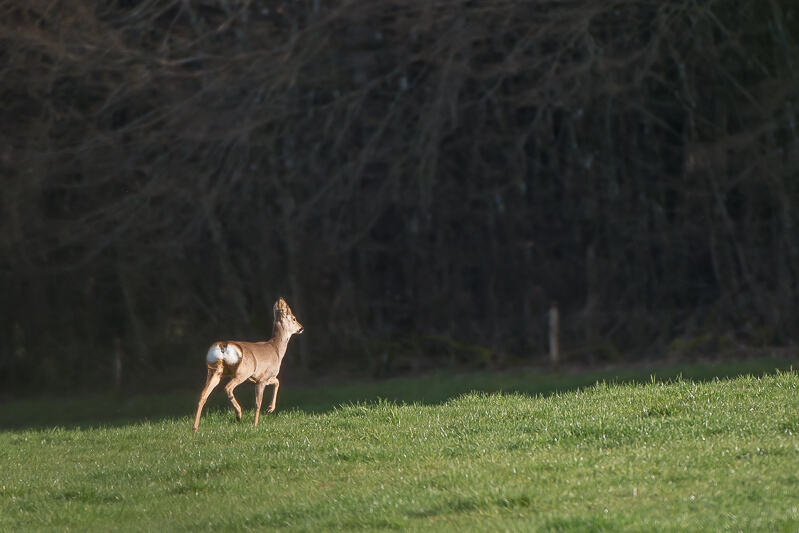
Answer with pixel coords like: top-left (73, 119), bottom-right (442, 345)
top-left (2, 364), bottom-right (799, 531)
top-left (2, 356), bottom-right (795, 429)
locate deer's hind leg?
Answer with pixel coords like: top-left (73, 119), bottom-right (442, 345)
top-left (224, 375), bottom-right (248, 422)
top-left (193, 363), bottom-right (224, 431)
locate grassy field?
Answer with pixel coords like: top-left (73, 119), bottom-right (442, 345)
top-left (1, 361), bottom-right (798, 531)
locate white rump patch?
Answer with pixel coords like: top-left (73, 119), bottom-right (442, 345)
top-left (206, 343), bottom-right (242, 365)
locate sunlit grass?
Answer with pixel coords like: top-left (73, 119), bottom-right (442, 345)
top-left (2, 355), bottom-right (795, 429)
top-left (2, 368), bottom-right (798, 531)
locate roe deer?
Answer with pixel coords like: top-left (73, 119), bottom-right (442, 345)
top-left (192, 298), bottom-right (303, 431)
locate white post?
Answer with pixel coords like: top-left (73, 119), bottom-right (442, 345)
top-left (548, 304), bottom-right (560, 367)
top-left (113, 337), bottom-right (123, 395)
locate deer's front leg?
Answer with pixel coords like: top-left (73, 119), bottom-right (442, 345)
top-left (266, 378), bottom-right (280, 414)
top-left (253, 380), bottom-right (268, 426)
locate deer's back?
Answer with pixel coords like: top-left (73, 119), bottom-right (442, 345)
top-left (207, 340), bottom-right (280, 380)
top-left (235, 340), bottom-right (281, 381)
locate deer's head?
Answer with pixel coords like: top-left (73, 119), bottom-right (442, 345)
top-left (274, 298), bottom-right (303, 335)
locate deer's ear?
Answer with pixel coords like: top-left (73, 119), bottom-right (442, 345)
top-left (274, 298), bottom-right (289, 316)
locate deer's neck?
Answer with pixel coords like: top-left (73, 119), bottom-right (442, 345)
top-left (271, 324), bottom-right (292, 359)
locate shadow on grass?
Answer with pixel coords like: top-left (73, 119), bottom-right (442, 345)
top-left (1, 356), bottom-right (795, 431)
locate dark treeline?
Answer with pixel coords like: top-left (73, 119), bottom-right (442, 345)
top-left (1, 0), bottom-right (797, 395)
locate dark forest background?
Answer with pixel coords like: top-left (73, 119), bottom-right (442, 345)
top-left (2, 0), bottom-right (798, 397)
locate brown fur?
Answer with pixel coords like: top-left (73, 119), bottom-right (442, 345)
top-left (192, 298), bottom-right (303, 431)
